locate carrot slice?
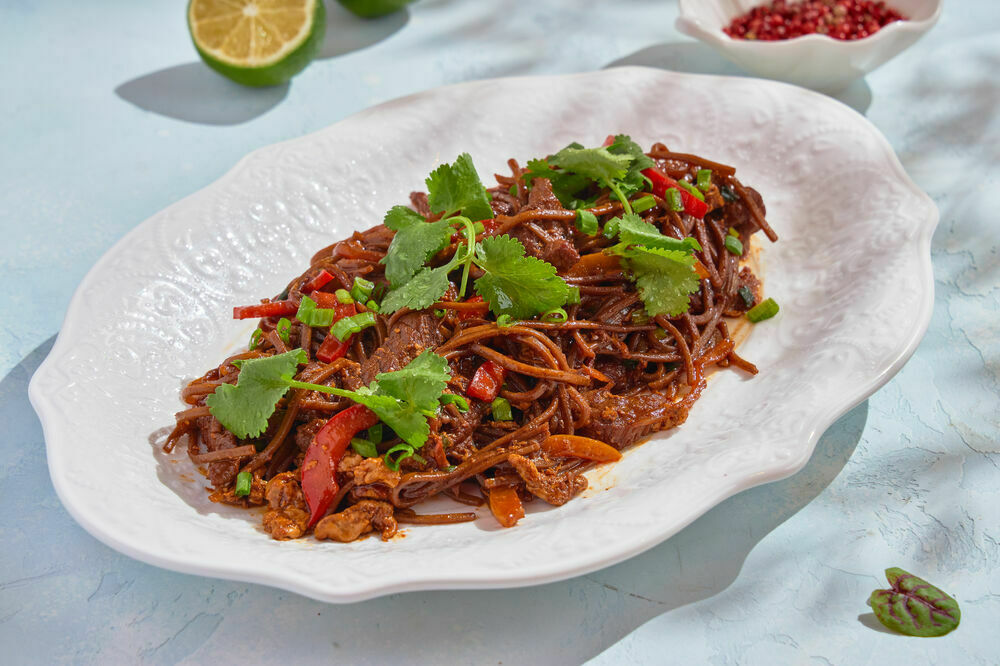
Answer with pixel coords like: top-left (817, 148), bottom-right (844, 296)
top-left (488, 486), bottom-right (525, 528)
top-left (542, 435), bottom-right (622, 463)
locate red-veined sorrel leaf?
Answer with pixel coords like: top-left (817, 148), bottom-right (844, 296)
top-left (867, 567), bottom-right (960, 637)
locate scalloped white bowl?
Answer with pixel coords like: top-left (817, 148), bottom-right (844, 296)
top-left (676, 0), bottom-right (942, 92)
top-left (30, 68), bottom-right (937, 602)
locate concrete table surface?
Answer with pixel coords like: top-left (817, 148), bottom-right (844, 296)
top-left (2, 1), bottom-right (998, 664)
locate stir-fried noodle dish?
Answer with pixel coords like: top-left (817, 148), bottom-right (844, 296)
top-left (166, 135), bottom-right (779, 543)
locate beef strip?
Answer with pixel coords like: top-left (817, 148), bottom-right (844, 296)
top-left (507, 454), bottom-right (587, 506)
top-left (509, 178), bottom-right (580, 272)
top-left (410, 191), bottom-right (431, 217)
top-left (360, 311), bottom-right (445, 383)
top-left (314, 500), bottom-right (398, 542)
top-left (580, 389), bottom-right (691, 449)
top-left (724, 186), bottom-right (766, 233)
top-left (194, 416), bottom-right (241, 487)
top-left (261, 472), bottom-right (310, 540)
top-left (294, 418), bottom-right (326, 451)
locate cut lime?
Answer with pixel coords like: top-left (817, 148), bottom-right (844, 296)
top-left (337, 0), bottom-right (413, 19)
top-left (188, 0), bottom-right (326, 87)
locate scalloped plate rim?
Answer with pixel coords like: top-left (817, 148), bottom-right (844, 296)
top-left (29, 66), bottom-right (938, 603)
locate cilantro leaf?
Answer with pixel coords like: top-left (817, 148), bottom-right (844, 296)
top-left (611, 213), bottom-right (702, 253)
top-left (383, 205), bottom-right (425, 231)
top-left (206, 349), bottom-right (307, 439)
top-left (426, 153), bottom-right (494, 222)
top-left (370, 350), bottom-right (450, 414)
top-left (473, 235), bottom-right (569, 319)
top-left (616, 245), bottom-right (701, 317)
top-left (340, 392), bottom-right (431, 449)
top-left (522, 158), bottom-right (591, 206)
top-left (381, 206), bottom-right (453, 287)
top-left (550, 146), bottom-right (631, 185)
top-left (606, 134), bottom-right (654, 172)
top-left (379, 264), bottom-right (452, 315)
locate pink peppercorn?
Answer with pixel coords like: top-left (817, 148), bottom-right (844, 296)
top-left (724, 0), bottom-right (907, 41)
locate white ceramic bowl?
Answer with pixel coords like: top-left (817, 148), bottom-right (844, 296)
top-left (676, 0), bottom-right (942, 92)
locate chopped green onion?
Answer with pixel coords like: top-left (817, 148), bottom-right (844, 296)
top-left (696, 169), bottom-right (712, 191)
top-left (575, 209), bottom-right (599, 235)
top-left (491, 397), bottom-right (513, 421)
top-left (654, 327), bottom-right (668, 339)
top-left (434, 309), bottom-right (446, 318)
top-left (335, 289), bottom-right (354, 304)
top-left (496, 314), bottom-right (515, 328)
top-left (724, 235), bottom-right (744, 256)
top-left (367, 423), bottom-right (383, 443)
top-left (473, 221), bottom-right (486, 234)
top-left (443, 464), bottom-right (458, 473)
top-left (665, 188), bottom-right (683, 212)
top-left (296, 295), bottom-right (336, 327)
top-left (331, 311), bottom-right (377, 342)
top-left (676, 179), bottom-right (705, 202)
top-left (276, 318), bottom-right (292, 344)
top-left (384, 443), bottom-right (416, 471)
top-left (542, 307), bottom-right (568, 323)
top-left (746, 297), bottom-right (779, 323)
top-left (603, 217), bottom-right (621, 239)
top-left (350, 437), bottom-right (378, 458)
top-left (728, 226), bottom-right (739, 237)
top-left (234, 471), bottom-right (252, 497)
top-left (365, 299), bottom-right (380, 313)
top-left (738, 286), bottom-right (755, 309)
top-left (350, 276), bottom-right (374, 303)
top-left (440, 393), bottom-right (470, 412)
top-left (566, 286), bottom-right (581, 305)
top-left (632, 195), bottom-right (656, 213)
top-left (720, 185), bottom-right (738, 203)
top-left (248, 328), bottom-right (263, 351)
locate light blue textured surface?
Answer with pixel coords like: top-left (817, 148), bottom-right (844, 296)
top-left (1, 1), bottom-right (998, 664)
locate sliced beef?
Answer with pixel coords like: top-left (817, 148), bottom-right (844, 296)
top-left (724, 186), bottom-right (766, 233)
top-left (409, 191), bottom-right (431, 217)
top-left (360, 312), bottom-right (445, 384)
top-left (510, 178), bottom-right (580, 272)
top-left (507, 454), bottom-right (587, 506)
top-left (194, 416), bottom-right (241, 488)
top-left (733, 267), bottom-right (761, 312)
top-left (261, 472), bottom-right (310, 540)
top-left (314, 500), bottom-right (397, 542)
top-left (438, 400), bottom-right (489, 451)
top-left (294, 418), bottom-right (327, 451)
top-left (580, 389), bottom-right (692, 449)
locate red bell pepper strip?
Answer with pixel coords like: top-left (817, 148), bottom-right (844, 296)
top-left (601, 134), bottom-right (708, 219)
top-left (302, 269), bottom-right (334, 294)
top-left (457, 295), bottom-right (490, 321)
top-left (466, 360), bottom-right (507, 402)
top-left (315, 300), bottom-right (358, 363)
top-left (232, 300), bottom-right (298, 320)
top-left (301, 404), bottom-right (379, 527)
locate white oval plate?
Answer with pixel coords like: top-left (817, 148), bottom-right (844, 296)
top-left (30, 67), bottom-right (936, 603)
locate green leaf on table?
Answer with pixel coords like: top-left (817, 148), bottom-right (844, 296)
top-left (867, 567), bottom-right (961, 637)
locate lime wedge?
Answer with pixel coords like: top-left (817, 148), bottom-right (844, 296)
top-left (338, 0), bottom-right (413, 18)
top-left (188, 0), bottom-right (326, 87)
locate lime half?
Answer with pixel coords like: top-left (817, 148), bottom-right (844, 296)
top-left (188, 0), bottom-right (326, 87)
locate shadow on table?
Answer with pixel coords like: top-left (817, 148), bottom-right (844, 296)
top-left (114, 4), bottom-right (408, 126)
top-left (606, 41), bottom-right (873, 114)
top-left (4, 334), bottom-right (865, 664)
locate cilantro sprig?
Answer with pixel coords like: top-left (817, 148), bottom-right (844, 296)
top-left (205, 349), bottom-right (452, 448)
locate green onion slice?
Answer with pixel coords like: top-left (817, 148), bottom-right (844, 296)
top-left (665, 188), bottom-right (683, 212)
top-left (575, 209), bottom-right (599, 235)
top-left (696, 169), bottom-right (712, 191)
top-left (331, 311), bottom-right (377, 342)
top-left (234, 471), bottom-right (252, 497)
top-left (440, 393), bottom-right (470, 412)
top-left (746, 297), bottom-right (779, 323)
top-left (542, 307), bottom-right (568, 323)
top-left (491, 397), bottom-right (513, 421)
top-left (276, 318), bottom-right (292, 344)
top-left (632, 195), bottom-right (656, 213)
top-left (384, 444), bottom-right (416, 471)
top-left (724, 235), bottom-right (744, 256)
top-left (335, 289), bottom-right (354, 304)
top-left (496, 314), bottom-right (515, 328)
top-left (738, 286), bottom-right (755, 309)
top-left (728, 226), bottom-right (739, 237)
top-left (676, 179), bottom-right (705, 202)
top-left (350, 276), bottom-right (375, 303)
top-left (248, 328), bottom-right (263, 351)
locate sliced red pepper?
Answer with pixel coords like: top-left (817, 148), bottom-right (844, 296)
top-left (232, 300), bottom-right (298, 320)
top-left (301, 404), bottom-right (379, 528)
top-left (641, 167), bottom-right (709, 219)
top-left (302, 269), bottom-right (334, 294)
top-left (457, 295), bottom-right (490, 321)
top-left (466, 360), bottom-right (507, 402)
top-left (314, 299), bottom-right (358, 363)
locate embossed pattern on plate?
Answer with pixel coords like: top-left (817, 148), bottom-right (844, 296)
top-left (29, 68), bottom-right (937, 602)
